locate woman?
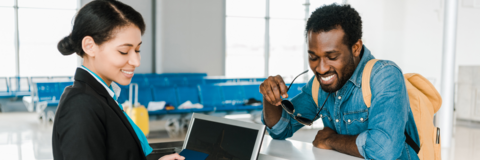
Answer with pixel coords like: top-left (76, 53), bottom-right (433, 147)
top-left (53, 0), bottom-right (184, 160)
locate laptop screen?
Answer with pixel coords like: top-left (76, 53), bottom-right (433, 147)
top-left (185, 118), bottom-right (259, 160)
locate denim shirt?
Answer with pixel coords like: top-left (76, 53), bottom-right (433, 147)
top-left (261, 46), bottom-right (420, 160)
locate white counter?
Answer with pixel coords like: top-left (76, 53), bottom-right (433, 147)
top-left (259, 136), bottom-right (362, 160)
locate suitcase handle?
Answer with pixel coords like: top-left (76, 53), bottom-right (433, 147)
top-left (128, 83), bottom-right (139, 108)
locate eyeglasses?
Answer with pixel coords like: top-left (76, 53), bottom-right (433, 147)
top-left (280, 70), bottom-right (330, 126)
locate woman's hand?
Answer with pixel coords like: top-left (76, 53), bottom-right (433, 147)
top-left (158, 153), bottom-right (185, 160)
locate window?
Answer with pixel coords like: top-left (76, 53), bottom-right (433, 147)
top-left (226, 0), bottom-right (343, 81)
top-left (0, 4), bottom-right (16, 77)
top-left (225, 0), bottom-right (266, 78)
top-left (269, 0), bottom-right (307, 81)
top-left (0, 0), bottom-right (78, 77)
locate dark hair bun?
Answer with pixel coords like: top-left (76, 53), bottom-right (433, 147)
top-left (58, 0), bottom-right (145, 57)
top-left (57, 36), bottom-right (75, 56)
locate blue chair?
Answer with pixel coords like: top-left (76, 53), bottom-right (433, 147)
top-left (177, 85), bottom-right (212, 113)
top-left (204, 78), bottom-right (228, 84)
top-left (135, 84), bottom-right (154, 108)
top-left (286, 83), bottom-right (306, 100)
top-left (164, 73), bottom-right (207, 85)
top-left (185, 77), bottom-right (205, 86)
top-left (198, 84), bottom-right (223, 111)
top-left (34, 82), bottom-right (66, 121)
top-left (9, 77), bottom-right (31, 96)
top-left (177, 85), bottom-right (200, 104)
top-left (148, 77), bottom-right (170, 86)
top-left (0, 77), bottom-right (12, 97)
top-left (117, 84), bottom-right (130, 104)
top-left (156, 73), bottom-right (206, 86)
top-left (57, 82), bottom-right (73, 100)
top-left (169, 85), bottom-right (200, 113)
top-left (151, 85), bottom-right (177, 115)
top-left (142, 73), bottom-right (158, 79)
top-left (241, 84), bottom-right (263, 110)
top-left (36, 82), bottom-right (60, 106)
top-left (219, 85), bottom-right (245, 111)
top-left (130, 74), bottom-right (148, 85)
top-left (166, 77), bottom-right (189, 86)
top-left (141, 74), bottom-right (160, 85)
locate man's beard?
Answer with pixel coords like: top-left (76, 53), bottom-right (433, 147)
top-left (317, 55), bottom-right (356, 93)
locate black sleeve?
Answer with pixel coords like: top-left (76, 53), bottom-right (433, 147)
top-left (54, 94), bottom-right (107, 160)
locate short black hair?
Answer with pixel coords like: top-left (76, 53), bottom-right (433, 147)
top-left (306, 3), bottom-right (362, 49)
top-left (58, 0), bottom-right (146, 57)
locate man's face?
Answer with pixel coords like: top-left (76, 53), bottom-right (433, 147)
top-left (307, 27), bottom-right (361, 93)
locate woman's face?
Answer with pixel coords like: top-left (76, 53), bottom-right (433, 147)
top-left (85, 25), bottom-right (142, 86)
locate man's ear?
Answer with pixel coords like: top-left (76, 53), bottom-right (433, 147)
top-left (82, 36), bottom-right (96, 58)
top-left (352, 39), bottom-right (363, 57)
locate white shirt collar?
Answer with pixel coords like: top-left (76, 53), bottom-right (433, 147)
top-left (79, 66), bottom-right (121, 99)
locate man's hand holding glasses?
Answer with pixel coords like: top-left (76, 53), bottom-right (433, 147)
top-left (259, 75), bottom-right (289, 107)
top-left (260, 70), bottom-right (329, 128)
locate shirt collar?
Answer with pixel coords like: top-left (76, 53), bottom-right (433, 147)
top-left (79, 66), bottom-right (121, 100)
top-left (348, 45), bottom-right (376, 87)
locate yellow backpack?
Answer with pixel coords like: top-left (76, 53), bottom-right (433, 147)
top-left (312, 59), bottom-right (442, 160)
top-left (363, 59), bottom-right (442, 160)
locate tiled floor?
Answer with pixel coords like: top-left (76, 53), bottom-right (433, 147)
top-left (0, 112), bottom-right (479, 160)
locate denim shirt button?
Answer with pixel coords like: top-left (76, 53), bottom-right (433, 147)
top-left (338, 96), bottom-right (342, 100)
top-left (360, 118), bottom-right (364, 121)
top-left (335, 119), bottom-right (339, 122)
top-left (348, 119), bottom-right (351, 123)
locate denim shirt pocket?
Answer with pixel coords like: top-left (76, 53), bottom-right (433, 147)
top-left (343, 109), bottom-right (369, 135)
top-left (318, 108), bottom-right (332, 122)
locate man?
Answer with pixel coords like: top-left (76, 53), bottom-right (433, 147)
top-left (260, 4), bottom-right (420, 160)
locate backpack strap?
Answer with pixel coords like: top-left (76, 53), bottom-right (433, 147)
top-left (312, 76), bottom-right (320, 107)
top-left (361, 59), bottom-right (420, 154)
top-left (405, 131), bottom-right (420, 153)
top-left (361, 59), bottom-right (379, 108)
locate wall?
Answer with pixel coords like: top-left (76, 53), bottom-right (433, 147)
top-left (156, 0), bottom-right (225, 76)
top-left (349, 0), bottom-right (480, 90)
top-left (349, 0), bottom-right (445, 89)
top-left (80, 0), bottom-right (154, 73)
top-left (456, 1), bottom-right (480, 73)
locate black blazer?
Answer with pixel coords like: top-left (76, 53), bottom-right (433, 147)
top-left (52, 68), bottom-right (146, 160)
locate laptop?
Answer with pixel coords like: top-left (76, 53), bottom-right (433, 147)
top-left (182, 113), bottom-right (266, 160)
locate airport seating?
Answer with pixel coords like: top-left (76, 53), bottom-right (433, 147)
top-left (241, 84), bottom-right (264, 110)
top-left (136, 84), bottom-right (155, 109)
top-left (198, 84), bottom-right (223, 112)
top-left (150, 85), bottom-right (177, 115)
top-left (35, 81), bottom-right (73, 106)
top-left (204, 77), bottom-right (267, 84)
top-left (218, 85), bottom-right (245, 111)
top-left (0, 76), bottom-right (74, 99)
top-left (286, 83), bottom-right (305, 100)
top-left (9, 77), bottom-right (31, 96)
top-left (117, 84), bottom-right (130, 104)
top-left (176, 85), bottom-right (203, 113)
top-left (0, 77), bottom-right (11, 97)
top-left (24, 73), bottom-right (307, 121)
top-left (32, 81), bottom-right (72, 122)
